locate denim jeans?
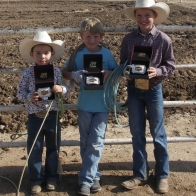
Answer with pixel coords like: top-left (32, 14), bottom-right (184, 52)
top-left (128, 83), bottom-right (169, 180)
top-left (27, 112), bottom-right (61, 185)
top-left (78, 109), bottom-right (108, 187)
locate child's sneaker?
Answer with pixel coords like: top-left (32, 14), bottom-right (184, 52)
top-left (46, 181), bottom-right (57, 191)
top-left (90, 179), bottom-right (101, 192)
top-left (78, 184), bottom-right (90, 196)
top-left (31, 184), bottom-right (41, 194)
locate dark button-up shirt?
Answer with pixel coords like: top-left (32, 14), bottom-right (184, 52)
top-left (120, 26), bottom-right (176, 84)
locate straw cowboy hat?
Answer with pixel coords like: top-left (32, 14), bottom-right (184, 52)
top-left (123, 0), bottom-right (170, 25)
top-left (19, 31), bottom-right (65, 63)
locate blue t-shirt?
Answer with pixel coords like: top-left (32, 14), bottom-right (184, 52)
top-left (65, 46), bottom-right (118, 112)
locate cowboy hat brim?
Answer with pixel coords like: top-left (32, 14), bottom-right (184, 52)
top-left (123, 2), bottom-right (170, 25)
top-left (19, 38), bottom-right (65, 63)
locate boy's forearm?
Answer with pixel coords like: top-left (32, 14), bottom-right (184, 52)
top-left (62, 68), bottom-right (72, 80)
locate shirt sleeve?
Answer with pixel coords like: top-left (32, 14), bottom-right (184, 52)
top-left (55, 67), bottom-right (70, 97)
top-left (17, 70), bottom-right (33, 103)
top-left (120, 34), bottom-right (129, 65)
top-left (156, 36), bottom-right (176, 79)
top-left (107, 49), bottom-right (118, 70)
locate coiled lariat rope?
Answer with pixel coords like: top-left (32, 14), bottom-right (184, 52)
top-left (56, 82), bottom-right (65, 175)
top-left (17, 84), bottom-right (65, 195)
top-left (104, 61), bottom-right (129, 128)
top-left (0, 117), bottom-right (27, 194)
top-left (67, 44), bottom-right (129, 127)
top-left (0, 96), bottom-right (64, 195)
top-left (1, 74), bottom-right (65, 195)
top-left (17, 100), bottom-right (54, 196)
top-left (67, 43), bottom-right (85, 90)
top-left (0, 119), bottom-right (27, 156)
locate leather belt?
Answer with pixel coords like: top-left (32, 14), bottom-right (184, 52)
top-left (30, 110), bottom-right (57, 118)
top-left (149, 81), bottom-right (161, 89)
top-left (129, 79), bottom-right (161, 89)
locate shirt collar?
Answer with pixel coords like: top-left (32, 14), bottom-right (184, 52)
top-left (34, 63), bottom-right (53, 66)
top-left (135, 26), bottom-right (157, 37)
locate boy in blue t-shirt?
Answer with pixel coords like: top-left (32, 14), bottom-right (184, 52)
top-left (62, 17), bottom-right (118, 196)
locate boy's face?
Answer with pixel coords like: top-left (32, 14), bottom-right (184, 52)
top-left (80, 30), bottom-right (103, 52)
top-left (134, 8), bottom-right (158, 34)
top-left (30, 44), bottom-right (54, 65)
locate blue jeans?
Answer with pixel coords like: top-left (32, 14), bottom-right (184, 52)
top-left (128, 83), bottom-right (169, 180)
top-left (27, 112), bottom-right (61, 185)
top-left (78, 109), bottom-right (108, 187)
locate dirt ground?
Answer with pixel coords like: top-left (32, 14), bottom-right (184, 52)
top-left (0, 0), bottom-right (196, 196)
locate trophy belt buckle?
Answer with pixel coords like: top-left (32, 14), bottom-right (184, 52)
top-left (132, 64), bottom-right (146, 74)
top-left (86, 76), bottom-right (100, 85)
top-left (135, 79), bottom-right (149, 90)
top-left (38, 87), bottom-right (52, 98)
top-left (35, 111), bottom-right (48, 118)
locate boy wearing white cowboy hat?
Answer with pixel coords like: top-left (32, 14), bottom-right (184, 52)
top-left (121, 0), bottom-right (175, 194)
top-left (17, 31), bottom-right (70, 194)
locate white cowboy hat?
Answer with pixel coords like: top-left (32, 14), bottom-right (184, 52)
top-left (19, 31), bottom-right (65, 63)
top-left (123, 0), bottom-right (170, 25)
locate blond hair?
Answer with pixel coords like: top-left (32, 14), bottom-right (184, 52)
top-left (80, 17), bottom-right (104, 36)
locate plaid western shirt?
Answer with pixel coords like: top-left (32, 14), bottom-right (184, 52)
top-left (120, 26), bottom-right (176, 84)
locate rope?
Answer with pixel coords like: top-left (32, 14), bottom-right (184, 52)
top-left (0, 118), bottom-right (27, 156)
top-left (104, 61), bottom-right (129, 128)
top-left (67, 44), bottom-right (129, 127)
top-left (17, 101), bottom-right (54, 196)
top-left (0, 176), bottom-right (18, 192)
top-left (67, 43), bottom-right (85, 72)
top-left (57, 78), bottom-right (65, 119)
top-left (56, 94), bottom-right (63, 174)
top-left (0, 119), bottom-right (27, 193)
top-left (67, 43), bottom-right (85, 90)
top-left (1, 69), bottom-right (65, 194)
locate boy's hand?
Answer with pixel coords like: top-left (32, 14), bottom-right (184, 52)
top-left (31, 92), bottom-right (39, 103)
top-left (102, 70), bottom-right (112, 82)
top-left (123, 65), bottom-right (132, 80)
top-left (147, 67), bottom-right (157, 79)
top-left (52, 85), bottom-right (63, 94)
top-left (71, 70), bottom-right (88, 83)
